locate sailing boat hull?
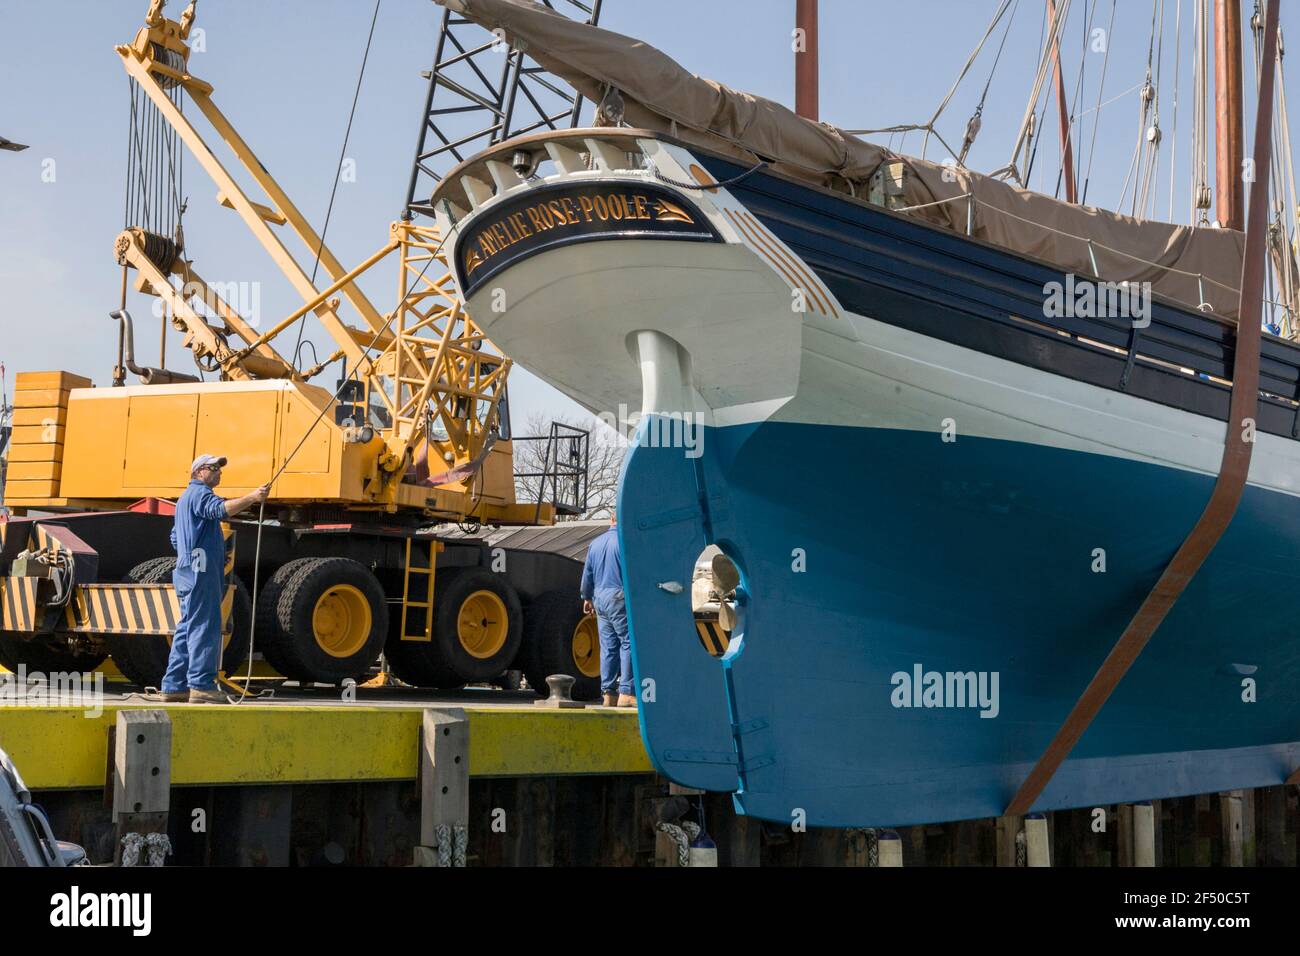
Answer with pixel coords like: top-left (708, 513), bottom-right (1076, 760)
top-left (439, 134), bottom-right (1300, 826)
top-left (622, 416), bottom-right (1300, 827)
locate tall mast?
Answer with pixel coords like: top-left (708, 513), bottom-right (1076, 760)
top-left (795, 0), bottom-right (818, 121)
top-left (1047, 0), bottom-right (1077, 202)
top-left (1215, 0), bottom-right (1245, 229)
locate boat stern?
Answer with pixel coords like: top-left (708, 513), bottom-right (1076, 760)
top-left (429, 130), bottom-right (839, 423)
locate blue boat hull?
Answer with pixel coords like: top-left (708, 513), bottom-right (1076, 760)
top-left (438, 132), bottom-right (1300, 828)
top-left (620, 418), bottom-right (1300, 827)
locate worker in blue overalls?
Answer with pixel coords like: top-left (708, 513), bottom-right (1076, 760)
top-left (160, 454), bottom-right (268, 704)
top-left (580, 511), bottom-right (635, 708)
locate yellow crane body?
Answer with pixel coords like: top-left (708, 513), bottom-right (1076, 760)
top-left (0, 2), bottom-right (594, 695)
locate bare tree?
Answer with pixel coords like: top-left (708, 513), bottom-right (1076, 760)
top-left (514, 411), bottom-right (625, 519)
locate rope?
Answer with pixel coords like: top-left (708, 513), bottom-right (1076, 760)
top-left (847, 827), bottom-right (880, 866)
top-left (124, 70), bottom-right (185, 245)
top-left (891, 192), bottom-right (973, 214)
top-left (291, 0), bottom-right (383, 370)
top-left (1192, 0), bottom-right (1212, 223)
top-left (145, 832), bottom-right (171, 866)
top-left (120, 832), bottom-right (143, 867)
top-left (432, 822), bottom-right (468, 866)
top-left (655, 820), bottom-right (700, 867)
top-left (960, 0), bottom-right (1022, 164)
top-left (922, 0), bottom-right (1018, 160)
top-left (970, 195), bottom-right (1240, 293)
top-left (653, 159), bottom-right (768, 191)
top-left (1133, 0), bottom-right (1167, 219)
top-left (1008, 0), bottom-right (1073, 183)
top-left (1167, 0), bottom-right (1182, 219)
top-left (230, 232), bottom-right (447, 705)
top-left (849, 0), bottom-right (1018, 166)
top-left (119, 831), bottom-right (170, 867)
top-left (884, 188), bottom-right (1243, 299)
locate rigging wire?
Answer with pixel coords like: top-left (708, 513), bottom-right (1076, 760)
top-left (847, 0), bottom-right (1017, 165)
top-left (290, 0), bottom-right (383, 372)
top-left (234, 231), bottom-right (448, 704)
top-left (1249, 1), bottom-right (1299, 336)
top-left (1275, 31), bottom-right (1300, 336)
top-left (1142, 0), bottom-right (1167, 219)
top-left (1121, 0), bottom-right (1162, 216)
top-left (959, 0), bottom-right (1022, 165)
top-left (1191, 0), bottom-right (1212, 224)
top-left (1167, 0), bottom-right (1182, 220)
top-left (1005, 0), bottom-right (1072, 187)
top-left (1080, 0), bottom-right (1118, 205)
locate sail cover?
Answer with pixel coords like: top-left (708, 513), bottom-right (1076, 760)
top-left (438, 0), bottom-right (1248, 319)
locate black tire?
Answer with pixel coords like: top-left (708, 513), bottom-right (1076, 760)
top-left (105, 558), bottom-right (252, 688)
top-left (0, 630), bottom-right (106, 674)
top-left (252, 561), bottom-right (305, 678)
top-left (517, 589), bottom-right (602, 702)
top-left (264, 557), bottom-right (388, 685)
top-left (385, 566), bottom-right (522, 687)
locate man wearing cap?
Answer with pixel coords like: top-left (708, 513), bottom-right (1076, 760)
top-left (160, 455), bottom-right (268, 704)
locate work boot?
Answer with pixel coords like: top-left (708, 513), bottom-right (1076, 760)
top-left (617, 694), bottom-right (637, 708)
top-left (188, 688), bottom-right (229, 705)
top-left (601, 693), bottom-right (617, 707)
top-left (148, 690), bottom-right (188, 703)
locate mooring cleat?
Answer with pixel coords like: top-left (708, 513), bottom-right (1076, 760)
top-left (534, 674), bottom-right (585, 709)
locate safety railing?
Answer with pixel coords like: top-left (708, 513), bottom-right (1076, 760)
top-left (513, 422), bottom-right (591, 521)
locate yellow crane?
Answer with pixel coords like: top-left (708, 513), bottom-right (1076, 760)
top-left (0, 0), bottom-right (601, 695)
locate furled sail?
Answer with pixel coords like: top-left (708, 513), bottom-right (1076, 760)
top-left (437, 0), bottom-right (1247, 319)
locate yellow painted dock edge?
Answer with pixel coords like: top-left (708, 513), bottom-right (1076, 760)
top-left (0, 705), bottom-right (653, 790)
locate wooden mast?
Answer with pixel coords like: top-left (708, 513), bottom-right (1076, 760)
top-left (1215, 0), bottom-right (1245, 229)
top-left (795, 0), bottom-right (818, 121)
top-left (1047, 0), bottom-right (1077, 202)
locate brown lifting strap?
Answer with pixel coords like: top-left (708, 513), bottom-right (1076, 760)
top-left (1004, 0), bottom-right (1281, 817)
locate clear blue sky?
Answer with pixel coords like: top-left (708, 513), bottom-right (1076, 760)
top-left (1, 0), bottom-right (1294, 426)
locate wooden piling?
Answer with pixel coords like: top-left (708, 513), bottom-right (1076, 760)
top-left (1132, 801), bottom-right (1156, 867)
top-left (110, 709), bottom-right (171, 866)
top-left (414, 708), bottom-right (468, 866)
top-left (996, 814), bottom-right (1021, 866)
top-left (1024, 813), bottom-right (1051, 867)
top-left (1220, 790), bottom-right (1244, 867)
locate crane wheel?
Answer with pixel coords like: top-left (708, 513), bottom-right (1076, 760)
top-left (263, 557), bottom-right (388, 685)
top-left (517, 589), bottom-right (602, 702)
top-left (251, 561), bottom-right (305, 679)
top-left (385, 567), bottom-right (522, 687)
top-left (105, 558), bottom-right (252, 688)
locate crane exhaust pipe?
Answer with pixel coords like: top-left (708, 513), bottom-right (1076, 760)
top-left (108, 310), bottom-right (200, 385)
